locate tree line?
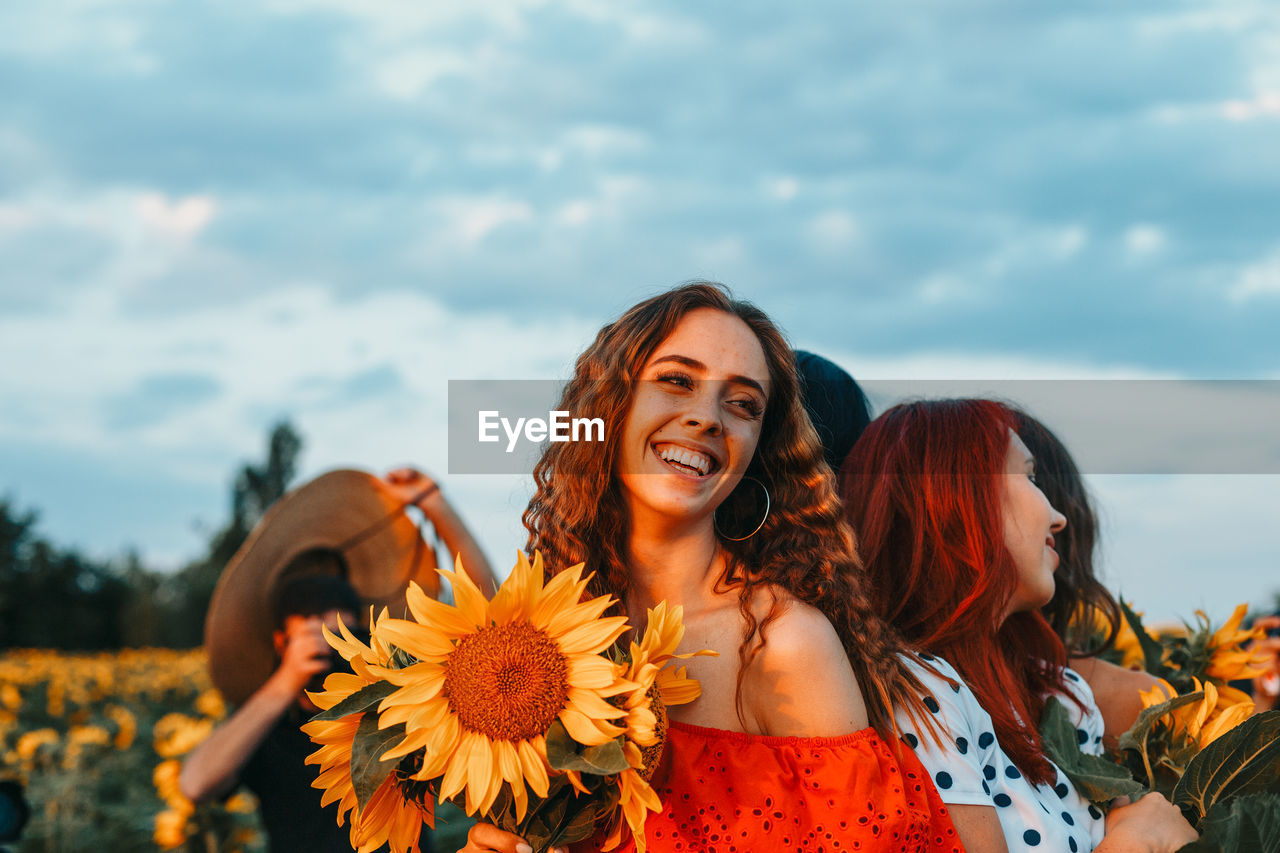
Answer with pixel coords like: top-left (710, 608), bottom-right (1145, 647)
top-left (0, 421), bottom-right (302, 650)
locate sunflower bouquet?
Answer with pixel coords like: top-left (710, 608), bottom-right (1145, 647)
top-left (1043, 601), bottom-right (1280, 849)
top-left (302, 552), bottom-right (709, 853)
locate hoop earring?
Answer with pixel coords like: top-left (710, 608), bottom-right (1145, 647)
top-left (713, 476), bottom-right (771, 542)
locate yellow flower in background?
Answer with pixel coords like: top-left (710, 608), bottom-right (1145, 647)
top-left (153, 712), bottom-right (214, 758)
top-left (46, 681), bottom-right (65, 717)
top-left (1139, 677), bottom-right (1255, 750)
top-left (105, 704), bottom-right (137, 750)
top-left (1203, 604), bottom-right (1270, 681)
top-left (154, 807), bottom-right (193, 850)
top-left (374, 552), bottom-right (633, 820)
top-left (153, 759), bottom-right (189, 809)
top-left (0, 683), bottom-right (20, 711)
top-left (303, 610), bottom-right (434, 853)
top-left (16, 727), bottom-right (58, 762)
top-left (62, 724), bottom-right (111, 769)
top-left (195, 688), bottom-right (226, 720)
top-left (225, 792), bottom-right (256, 814)
top-left (1096, 604), bottom-right (1147, 670)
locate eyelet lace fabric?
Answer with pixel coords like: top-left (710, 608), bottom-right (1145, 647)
top-left (587, 720), bottom-right (963, 853)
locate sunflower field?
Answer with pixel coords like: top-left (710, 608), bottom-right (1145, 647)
top-left (0, 647), bottom-right (479, 853)
top-left (0, 648), bottom-right (260, 852)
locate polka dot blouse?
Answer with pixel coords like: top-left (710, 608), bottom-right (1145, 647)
top-left (894, 655), bottom-right (1106, 853)
top-left (593, 720), bottom-right (964, 852)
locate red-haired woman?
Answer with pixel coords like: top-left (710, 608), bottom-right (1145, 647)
top-left (461, 283), bottom-right (961, 853)
top-left (841, 399), bottom-right (1197, 853)
top-left (1011, 408), bottom-right (1167, 742)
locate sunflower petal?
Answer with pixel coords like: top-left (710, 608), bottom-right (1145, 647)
top-left (560, 706), bottom-right (624, 745)
top-left (568, 654), bottom-right (624, 690)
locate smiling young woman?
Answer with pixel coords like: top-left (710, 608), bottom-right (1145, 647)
top-left (459, 283), bottom-right (961, 853)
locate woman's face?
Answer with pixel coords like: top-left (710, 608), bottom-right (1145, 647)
top-left (1000, 430), bottom-right (1068, 619)
top-left (616, 308), bottom-right (770, 530)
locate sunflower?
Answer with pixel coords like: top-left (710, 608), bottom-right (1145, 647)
top-left (152, 712), bottom-right (214, 758)
top-left (303, 610), bottom-right (434, 853)
top-left (153, 807), bottom-right (192, 850)
top-left (1138, 677), bottom-right (1255, 750)
top-left (1203, 604), bottom-right (1270, 682)
top-left (374, 551), bottom-right (633, 820)
top-left (601, 601), bottom-right (714, 853)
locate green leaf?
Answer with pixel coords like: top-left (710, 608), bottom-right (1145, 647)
top-left (1039, 698), bottom-right (1146, 806)
top-left (552, 739), bottom-right (630, 776)
top-left (350, 711), bottom-right (408, 811)
top-left (309, 680), bottom-right (398, 721)
top-left (390, 645), bottom-right (417, 670)
top-left (1121, 599), bottom-right (1167, 677)
top-left (521, 783), bottom-right (575, 853)
top-left (1117, 691), bottom-right (1206, 755)
top-left (1177, 793), bottom-right (1280, 853)
top-left (544, 720), bottom-right (631, 775)
top-left (556, 798), bottom-right (609, 847)
top-left (1172, 711), bottom-right (1280, 824)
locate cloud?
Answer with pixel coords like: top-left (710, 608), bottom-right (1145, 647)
top-left (136, 193), bottom-right (216, 238)
top-left (103, 372), bottom-right (223, 430)
top-left (4, 0), bottom-right (1280, 373)
top-left (5, 0), bottom-right (1280, 612)
top-left (1124, 223), bottom-right (1166, 257)
top-left (1230, 249), bottom-right (1280, 302)
top-left (808, 209), bottom-right (860, 252)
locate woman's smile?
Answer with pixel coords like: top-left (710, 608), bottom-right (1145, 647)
top-left (650, 441), bottom-right (722, 479)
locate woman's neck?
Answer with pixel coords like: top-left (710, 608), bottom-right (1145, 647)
top-left (625, 523), bottom-right (721, 616)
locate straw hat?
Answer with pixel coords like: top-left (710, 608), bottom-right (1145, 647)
top-left (204, 468), bottom-right (440, 705)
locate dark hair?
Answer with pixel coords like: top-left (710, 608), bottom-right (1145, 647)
top-left (841, 398), bottom-right (1071, 785)
top-left (1011, 409), bottom-right (1122, 657)
top-left (523, 281), bottom-right (930, 737)
top-left (794, 350), bottom-right (874, 473)
top-left (270, 549), bottom-right (360, 630)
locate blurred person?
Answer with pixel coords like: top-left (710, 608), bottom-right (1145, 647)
top-left (794, 349), bottom-right (874, 473)
top-left (1011, 408), bottom-right (1167, 741)
top-left (1245, 614), bottom-right (1280, 713)
top-left (842, 399), bottom-right (1198, 853)
top-left (184, 468), bottom-right (496, 853)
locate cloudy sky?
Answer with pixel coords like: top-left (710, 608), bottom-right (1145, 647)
top-left (3, 0), bottom-right (1279, 623)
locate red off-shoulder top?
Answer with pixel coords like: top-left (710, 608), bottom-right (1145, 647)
top-left (592, 720), bottom-right (963, 852)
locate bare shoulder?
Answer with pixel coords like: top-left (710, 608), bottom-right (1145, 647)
top-left (753, 592), bottom-right (847, 661)
top-left (740, 588), bottom-right (869, 736)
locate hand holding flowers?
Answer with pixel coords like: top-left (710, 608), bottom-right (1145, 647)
top-left (1044, 601), bottom-right (1280, 849)
top-left (303, 552), bottom-right (711, 853)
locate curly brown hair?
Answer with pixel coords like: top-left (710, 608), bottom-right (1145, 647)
top-left (522, 281), bottom-right (930, 737)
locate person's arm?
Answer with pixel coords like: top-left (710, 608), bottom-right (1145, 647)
top-left (944, 805), bottom-right (1011, 853)
top-left (1070, 657), bottom-right (1166, 744)
top-left (179, 616), bottom-right (331, 802)
top-left (384, 468), bottom-right (499, 597)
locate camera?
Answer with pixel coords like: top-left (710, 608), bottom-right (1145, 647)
top-left (305, 626), bottom-right (369, 694)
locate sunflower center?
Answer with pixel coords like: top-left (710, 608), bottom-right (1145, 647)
top-left (639, 683), bottom-right (668, 782)
top-left (443, 621), bottom-right (570, 742)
